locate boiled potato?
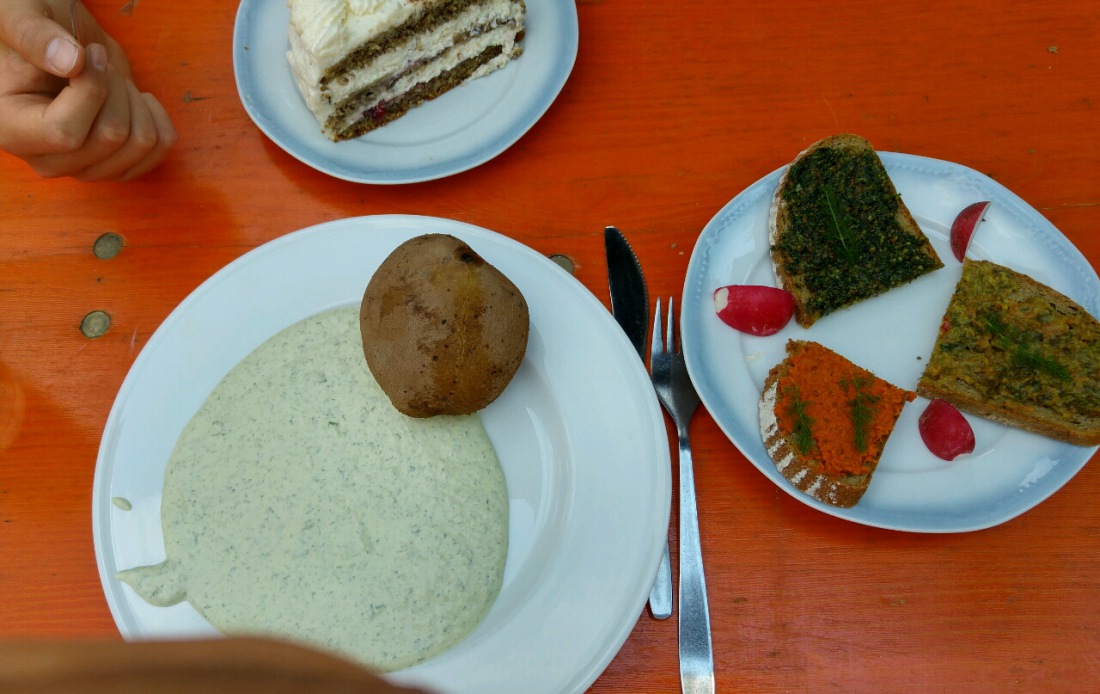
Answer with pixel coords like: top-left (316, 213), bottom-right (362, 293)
top-left (360, 234), bottom-right (529, 417)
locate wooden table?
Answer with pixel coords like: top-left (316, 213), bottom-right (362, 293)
top-left (3, 1), bottom-right (1099, 691)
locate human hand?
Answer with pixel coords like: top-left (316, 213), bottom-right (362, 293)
top-left (0, 0), bottom-right (177, 181)
top-left (0, 637), bottom-right (439, 693)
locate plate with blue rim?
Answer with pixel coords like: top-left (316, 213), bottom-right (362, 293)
top-left (232, 0), bottom-right (578, 184)
top-left (680, 152), bottom-right (1100, 533)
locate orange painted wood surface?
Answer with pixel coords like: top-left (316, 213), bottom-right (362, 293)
top-left (2, 1), bottom-right (1099, 692)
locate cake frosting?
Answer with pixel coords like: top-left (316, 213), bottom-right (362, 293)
top-left (286, 0), bottom-right (526, 141)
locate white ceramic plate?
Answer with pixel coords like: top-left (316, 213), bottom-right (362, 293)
top-left (93, 216), bottom-right (671, 693)
top-left (232, 0), bottom-right (578, 184)
top-left (681, 152), bottom-right (1100, 533)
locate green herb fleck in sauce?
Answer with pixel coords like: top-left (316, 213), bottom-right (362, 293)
top-left (982, 310), bottom-right (1070, 380)
top-left (841, 375), bottom-right (881, 453)
top-left (784, 385), bottom-right (816, 454)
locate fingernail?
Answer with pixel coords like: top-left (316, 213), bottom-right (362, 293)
top-left (46, 37), bottom-right (81, 74)
top-left (88, 44), bottom-right (108, 73)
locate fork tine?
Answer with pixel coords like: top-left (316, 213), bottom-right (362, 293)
top-left (651, 297), bottom-right (664, 363)
top-left (665, 297), bottom-right (676, 354)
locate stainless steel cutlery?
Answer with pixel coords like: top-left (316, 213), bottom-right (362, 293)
top-left (651, 298), bottom-right (715, 694)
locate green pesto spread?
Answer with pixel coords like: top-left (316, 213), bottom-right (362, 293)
top-left (921, 260), bottom-right (1100, 421)
top-left (774, 147), bottom-right (942, 319)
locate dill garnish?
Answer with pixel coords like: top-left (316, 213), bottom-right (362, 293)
top-left (842, 376), bottom-right (881, 452)
top-left (982, 311), bottom-right (1070, 380)
top-left (1012, 344), bottom-right (1071, 380)
top-left (823, 183), bottom-right (858, 263)
top-left (784, 385), bottom-right (816, 454)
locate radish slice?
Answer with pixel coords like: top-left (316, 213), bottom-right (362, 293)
top-left (918, 398), bottom-right (976, 461)
top-left (950, 201), bottom-right (992, 262)
top-left (713, 285), bottom-right (795, 336)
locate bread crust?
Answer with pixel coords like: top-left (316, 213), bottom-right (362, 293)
top-left (769, 133), bottom-right (942, 327)
top-left (916, 260), bottom-right (1100, 447)
top-left (917, 380), bottom-right (1100, 446)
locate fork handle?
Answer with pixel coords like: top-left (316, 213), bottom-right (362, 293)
top-left (676, 429), bottom-right (715, 694)
top-left (648, 542), bottom-right (673, 619)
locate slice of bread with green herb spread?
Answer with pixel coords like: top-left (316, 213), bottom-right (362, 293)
top-left (917, 259), bottom-right (1100, 446)
top-left (768, 133), bottom-right (944, 327)
top-left (760, 340), bottom-right (915, 508)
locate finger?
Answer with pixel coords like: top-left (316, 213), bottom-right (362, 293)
top-left (102, 34), bottom-right (134, 81)
top-left (73, 78), bottom-right (156, 181)
top-left (40, 41), bottom-right (109, 144)
top-left (0, 1), bottom-right (85, 77)
top-left (0, 42), bottom-right (108, 158)
top-left (29, 55), bottom-right (132, 177)
top-left (120, 91), bottom-right (177, 180)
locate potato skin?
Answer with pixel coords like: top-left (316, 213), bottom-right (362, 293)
top-left (360, 234), bottom-right (529, 417)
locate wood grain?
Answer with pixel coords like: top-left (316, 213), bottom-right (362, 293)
top-left (2, 1), bottom-right (1099, 692)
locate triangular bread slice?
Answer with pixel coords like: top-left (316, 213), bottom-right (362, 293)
top-left (917, 259), bottom-right (1100, 446)
top-left (768, 133), bottom-right (943, 327)
top-left (760, 340), bottom-right (915, 508)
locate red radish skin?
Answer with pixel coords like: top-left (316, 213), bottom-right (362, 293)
top-left (919, 398), bottom-right (976, 461)
top-left (950, 201), bottom-right (992, 262)
top-left (713, 285), bottom-right (796, 336)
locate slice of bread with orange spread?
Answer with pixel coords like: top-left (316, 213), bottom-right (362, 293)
top-left (768, 133), bottom-right (943, 327)
top-left (917, 259), bottom-right (1100, 446)
top-left (760, 340), bottom-right (915, 507)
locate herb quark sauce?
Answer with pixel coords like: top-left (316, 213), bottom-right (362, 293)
top-left (118, 307), bottom-right (509, 672)
top-left (774, 148), bottom-right (941, 317)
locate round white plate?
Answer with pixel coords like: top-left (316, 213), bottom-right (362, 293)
top-left (681, 152), bottom-right (1100, 533)
top-left (93, 216), bottom-right (671, 693)
top-left (232, 0), bottom-right (578, 184)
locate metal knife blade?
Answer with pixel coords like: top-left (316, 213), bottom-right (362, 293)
top-left (605, 226), bottom-right (648, 358)
top-left (604, 225), bottom-right (673, 621)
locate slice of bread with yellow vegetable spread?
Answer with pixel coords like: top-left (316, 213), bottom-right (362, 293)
top-left (917, 259), bottom-right (1100, 446)
top-left (768, 133), bottom-right (943, 327)
top-left (760, 340), bottom-right (915, 508)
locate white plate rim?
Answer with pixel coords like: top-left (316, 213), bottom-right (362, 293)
top-left (231, 0), bottom-right (579, 184)
top-left (91, 215), bottom-right (671, 694)
top-left (681, 151), bottom-right (1100, 533)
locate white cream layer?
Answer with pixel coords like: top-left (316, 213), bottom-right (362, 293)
top-left (287, 0), bottom-right (419, 72)
top-left (327, 23), bottom-right (519, 135)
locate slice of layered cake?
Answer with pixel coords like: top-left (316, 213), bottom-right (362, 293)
top-left (287, 0), bottom-right (526, 141)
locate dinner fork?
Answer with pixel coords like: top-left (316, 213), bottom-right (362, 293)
top-left (651, 298), bottom-right (715, 694)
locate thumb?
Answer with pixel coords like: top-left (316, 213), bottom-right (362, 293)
top-left (0, 3), bottom-right (85, 77)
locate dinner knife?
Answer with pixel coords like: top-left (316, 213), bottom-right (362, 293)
top-left (604, 225), bottom-right (673, 621)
